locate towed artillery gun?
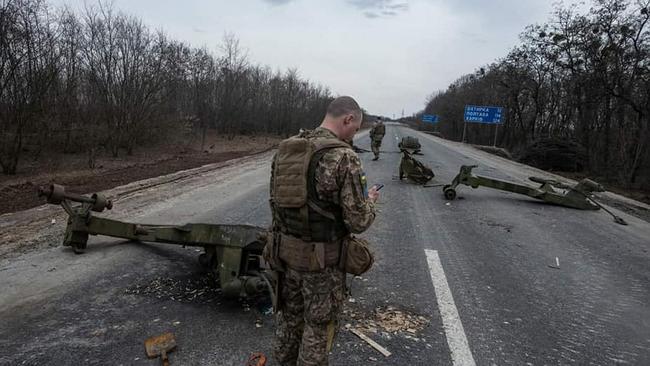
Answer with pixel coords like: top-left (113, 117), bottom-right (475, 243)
top-left (442, 165), bottom-right (627, 225)
top-left (399, 149), bottom-right (434, 184)
top-left (38, 184), bottom-right (276, 299)
top-left (398, 136), bottom-right (434, 184)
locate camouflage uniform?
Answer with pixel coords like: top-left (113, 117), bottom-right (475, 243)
top-left (369, 122), bottom-right (385, 160)
top-left (270, 127), bottom-right (376, 366)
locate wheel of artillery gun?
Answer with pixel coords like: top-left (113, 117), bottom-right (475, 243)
top-left (90, 193), bottom-right (112, 212)
top-left (443, 185), bottom-right (457, 200)
top-left (37, 184), bottom-right (66, 204)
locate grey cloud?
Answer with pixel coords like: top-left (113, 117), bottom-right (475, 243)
top-left (347, 0), bottom-right (409, 18)
top-left (387, 3), bottom-right (408, 11)
top-left (460, 30), bottom-right (487, 44)
top-left (347, 0), bottom-right (389, 9)
top-left (261, 0), bottom-right (294, 5)
top-left (441, 0), bottom-right (551, 25)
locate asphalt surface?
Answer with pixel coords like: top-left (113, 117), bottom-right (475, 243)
top-left (1, 124), bottom-right (649, 365)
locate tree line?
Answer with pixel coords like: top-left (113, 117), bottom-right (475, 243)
top-left (0, 0), bottom-right (334, 174)
top-left (421, 0), bottom-right (649, 189)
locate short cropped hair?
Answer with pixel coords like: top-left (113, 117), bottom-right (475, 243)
top-left (326, 96), bottom-right (361, 118)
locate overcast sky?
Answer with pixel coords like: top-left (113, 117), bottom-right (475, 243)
top-left (51, 0), bottom-right (576, 117)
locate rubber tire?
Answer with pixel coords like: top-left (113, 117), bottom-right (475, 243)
top-left (444, 187), bottom-right (457, 200)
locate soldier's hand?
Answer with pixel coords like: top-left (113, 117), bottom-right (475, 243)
top-left (368, 185), bottom-right (380, 203)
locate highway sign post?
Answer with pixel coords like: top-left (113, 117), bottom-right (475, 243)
top-left (462, 105), bottom-right (504, 146)
top-left (422, 114), bottom-right (439, 124)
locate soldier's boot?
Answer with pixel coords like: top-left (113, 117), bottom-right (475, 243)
top-left (371, 144), bottom-right (379, 160)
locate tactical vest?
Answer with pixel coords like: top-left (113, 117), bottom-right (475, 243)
top-left (272, 135), bottom-right (351, 243)
top-left (371, 123), bottom-right (385, 140)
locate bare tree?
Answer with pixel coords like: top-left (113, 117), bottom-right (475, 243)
top-left (425, 0), bottom-right (650, 189)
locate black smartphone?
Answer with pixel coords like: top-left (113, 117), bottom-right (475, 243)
top-left (373, 184), bottom-right (384, 191)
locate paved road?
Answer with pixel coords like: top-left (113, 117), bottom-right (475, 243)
top-left (1, 124), bottom-right (649, 365)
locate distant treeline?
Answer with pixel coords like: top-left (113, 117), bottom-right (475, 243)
top-left (0, 0), bottom-right (335, 174)
top-left (420, 0), bottom-right (649, 189)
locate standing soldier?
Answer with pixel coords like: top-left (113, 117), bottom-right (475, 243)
top-left (268, 96), bottom-right (380, 365)
top-left (369, 118), bottom-right (386, 160)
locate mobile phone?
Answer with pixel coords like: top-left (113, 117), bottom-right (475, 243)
top-left (373, 184), bottom-right (384, 191)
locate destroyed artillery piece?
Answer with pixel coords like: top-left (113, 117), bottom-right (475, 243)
top-left (442, 165), bottom-right (627, 225)
top-left (399, 149), bottom-right (434, 184)
top-left (398, 136), bottom-right (434, 184)
top-left (38, 184), bottom-right (276, 299)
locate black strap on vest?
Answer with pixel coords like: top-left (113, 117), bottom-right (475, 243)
top-left (298, 146), bottom-right (347, 242)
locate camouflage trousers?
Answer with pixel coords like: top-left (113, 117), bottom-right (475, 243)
top-left (273, 266), bottom-right (346, 366)
top-left (371, 139), bottom-right (382, 158)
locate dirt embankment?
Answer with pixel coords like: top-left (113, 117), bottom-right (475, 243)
top-left (0, 134), bottom-right (281, 215)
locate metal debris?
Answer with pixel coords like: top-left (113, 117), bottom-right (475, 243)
top-left (350, 328), bottom-right (391, 357)
top-left (144, 332), bottom-right (177, 365)
top-left (125, 274), bottom-right (222, 305)
top-left (343, 305), bottom-right (430, 337)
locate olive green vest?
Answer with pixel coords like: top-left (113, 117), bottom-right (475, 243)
top-left (371, 123), bottom-right (385, 141)
top-left (272, 133), bottom-right (351, 242)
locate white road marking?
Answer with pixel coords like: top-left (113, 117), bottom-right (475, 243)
top-left (425, 249), bottom-right (476, 366)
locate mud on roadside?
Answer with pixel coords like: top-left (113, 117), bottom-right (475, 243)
top-left (0, 135), bottom-right (280, 215)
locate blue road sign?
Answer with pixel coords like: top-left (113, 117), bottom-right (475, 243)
top-left (464, 105), bottom-right (503, 124)
top-left (422, 114), bottom-right (439, 123)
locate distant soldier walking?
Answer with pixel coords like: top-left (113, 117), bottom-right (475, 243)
top-left (267, 96), bottom-right (379, 365)
top-left (369, 118), bottom-right (386, 160)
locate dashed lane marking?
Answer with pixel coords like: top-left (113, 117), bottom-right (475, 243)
top-left (425, 249), bottom-right (476, 366)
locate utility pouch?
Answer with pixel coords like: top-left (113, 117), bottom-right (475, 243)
top-left (273, 138), bottom-right (313, 208)
top-left (339, 236), bottom-right (374, 275)
top-left (278, 233), bottom-right (340, 272)
top-left (262, 230), bottom-right (286, 272)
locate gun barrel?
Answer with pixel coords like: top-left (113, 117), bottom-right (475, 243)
top-left (38, 184), bottom-right (112, 211)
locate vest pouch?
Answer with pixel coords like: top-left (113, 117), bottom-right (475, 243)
top-left (273, 137), bottom-right (313, 208)
top-left (262, 230), bottom-right (286, 272)
top-left (339, 236), bottom-right (374, 275)
top-left (278, 233), bottom-right (341, 272)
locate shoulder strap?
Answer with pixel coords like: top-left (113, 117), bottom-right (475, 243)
top-left (311, 138), bottom-right (351, 153)
top-left (306, 139), bottom-right (351, 212)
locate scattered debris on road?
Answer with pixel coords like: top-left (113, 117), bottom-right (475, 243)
top-left (343, 305), bottom-right (430, 336)
top-left (349, 328), bottom-right (392, 357)
top-left (125, 274), bottom-right (222, 305)
top-left (246, 352), bottom-right (268, 366)
top-left (144, 332), bottom-right (177, 365)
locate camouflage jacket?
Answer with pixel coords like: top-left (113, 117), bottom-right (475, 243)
top-left (270, 127), bottom-right (376, 234)
top-left (369, 123), bottom-right (385, 141)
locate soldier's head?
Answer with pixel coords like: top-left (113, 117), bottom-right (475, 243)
top-left (321, 96), bottom-right (363, 141)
